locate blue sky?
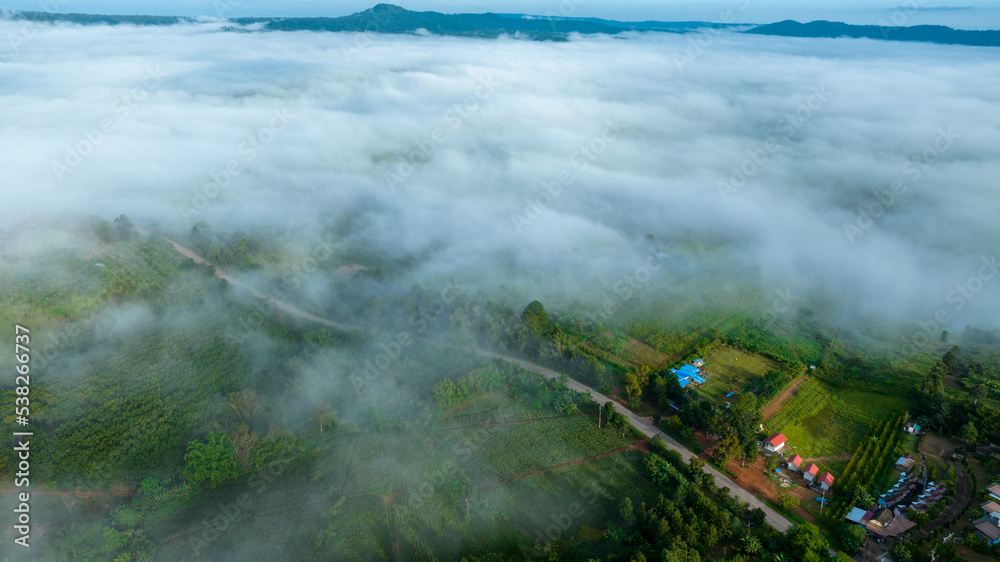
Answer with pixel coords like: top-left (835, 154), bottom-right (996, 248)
top-left (2, 0), bottom-right (1000, 28)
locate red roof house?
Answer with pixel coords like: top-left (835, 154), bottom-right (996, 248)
top-left (818, 472), bottom-right (835, 490)
top-left (787, 454), bottom-right (804, 470)
top-left (802, 463), bottom-right (819, 482)
top-left (764, 432), bottom-right (787, 453)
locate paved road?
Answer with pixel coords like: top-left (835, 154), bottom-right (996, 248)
top-left (478, 351), bottom-right (794, 533)
top-left (145, 230), bottom-right (794, 534)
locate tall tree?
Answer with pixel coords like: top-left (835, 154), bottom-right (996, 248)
top-left (182, 433), bottom-right (239, 488)
top-left (313, 402), bottom-right (338, 435)
top-left (716, 433), bottom-right (741, 463)
top-left (113, 214), bottom-right (134, 240)
top-left (959, 421), bottom-right (978, 446)
top-left (836, 523), bottom-right (867, 552)
top-left (229, 390), bottom-right (263, 424)
top-left (230, 424), bottom-right (259, 468)
top-left (728, 394), bottom-right (762, 449)
top-left (785, 523), bottom-right (831, 562)
top-left (521, 300), bottom-right (549, 334)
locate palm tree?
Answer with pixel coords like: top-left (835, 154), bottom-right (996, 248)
top-left (742, 535), bottom-right (763, 555)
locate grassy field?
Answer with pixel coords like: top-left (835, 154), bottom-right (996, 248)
top-left (763, 378), bottom-right (908, 475)
top-left (583, 332), bottom-right (671, 368)
top-left (148, 396), bottom-right (651, 561)
top-left (694, 347), bottom-right (778, 402)
top-left (900, 433), bottom-right (921, 456)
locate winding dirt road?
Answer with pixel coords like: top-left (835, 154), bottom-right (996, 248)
top-left (148, 231), bottom-right (794, 534)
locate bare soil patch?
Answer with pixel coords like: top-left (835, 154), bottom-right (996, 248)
top-left (761, 375), bottom-right (808, 421)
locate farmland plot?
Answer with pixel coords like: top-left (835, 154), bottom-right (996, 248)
top-left (443, 415), bottom-right (634, 487)
top-left (763, 377), bottom-right (907, 468)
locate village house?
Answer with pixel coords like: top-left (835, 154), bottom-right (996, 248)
top-left (864, 506), bottom-right (916, 538)
top-left (904, 421), bottom-right (925, 435)
top-left (869, 507), bottom-right (894, 529)
top-left (983, 501), bottom-right (1000, 525)
top-left (671, 364), bottom-right (706, 388)
top-left (763, 432), bottom-right (787, 454)
top-left (786, 454), bottom-right (804, 472)
top-left (977, 443), bottom-right (1000, 461)
top-left (818, 472), bottom-right (835, 491)
top-left (972, 485), bottom-right (1000, 545)
top-left (974, 519), bottom-right (1000, 546)
top-left (845, 507), bottom-right (868, 525)
top-left (802, 463), bottom-right (819, 483)
top-left (988, 483), bottom-right (1000, 503)
top-left (895, 455), bottom-right (915, 472)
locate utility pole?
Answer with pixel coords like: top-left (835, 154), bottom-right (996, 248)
top-left (820, 488), bottom-right (826, 515)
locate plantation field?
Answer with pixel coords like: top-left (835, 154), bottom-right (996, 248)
top-left (584, 332), bottom-right (671, 367)
top-left (445, 415), bottom-right (635, 487)
top-left (149, 397), bottom-right (646, 561)
top-left (694, 347), bottom-right (778, 402)
top-left (438, 394), bottom-right (548, 429)
top-left (763, 378), bottom-right (907, 474)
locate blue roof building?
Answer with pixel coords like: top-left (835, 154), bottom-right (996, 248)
top-left (672, 363), bottom-right (707, 387)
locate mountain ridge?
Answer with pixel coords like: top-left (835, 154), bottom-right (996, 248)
top-left (3, 4), bottom-right (999, 46)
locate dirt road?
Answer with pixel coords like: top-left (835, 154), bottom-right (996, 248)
top-left (149, 230), bottom-right (795, 535)
top-left (761, 375), bottom-right (808, 421)
top-left (145, 231), bottom-right (360, 332)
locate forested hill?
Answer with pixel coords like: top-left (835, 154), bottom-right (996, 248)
top-left (4, 10), bottom-right (187, 25)
top-left (746, 19), bottom-right (1000, 47)
top-left (4, 5), bottom-right (998, 46)
top-left (230, 4), bottom-right (633, 39)
top-left (1, 4), bottom-right (734, 40)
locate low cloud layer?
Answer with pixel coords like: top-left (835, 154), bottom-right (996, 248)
top-left (2, 20), bottom-right (999, 331)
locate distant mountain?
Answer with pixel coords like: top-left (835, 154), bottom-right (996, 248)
top-left (4, 10), bottom-right (187, 26)
top-left (3, 5), bottom-right (998, 47)
top-left (496, 13), bottom-right (742, 31)
top-left (746, 19), bottom-right (1000, 47)
top-left (230, 4), bottom-right (640, 40)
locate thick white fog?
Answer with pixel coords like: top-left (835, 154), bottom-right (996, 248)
top-left (2, 20), bottom-right (999, 329)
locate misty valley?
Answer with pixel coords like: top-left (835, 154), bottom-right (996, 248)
top-left (1, 4), bottom-right (1000, 562)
